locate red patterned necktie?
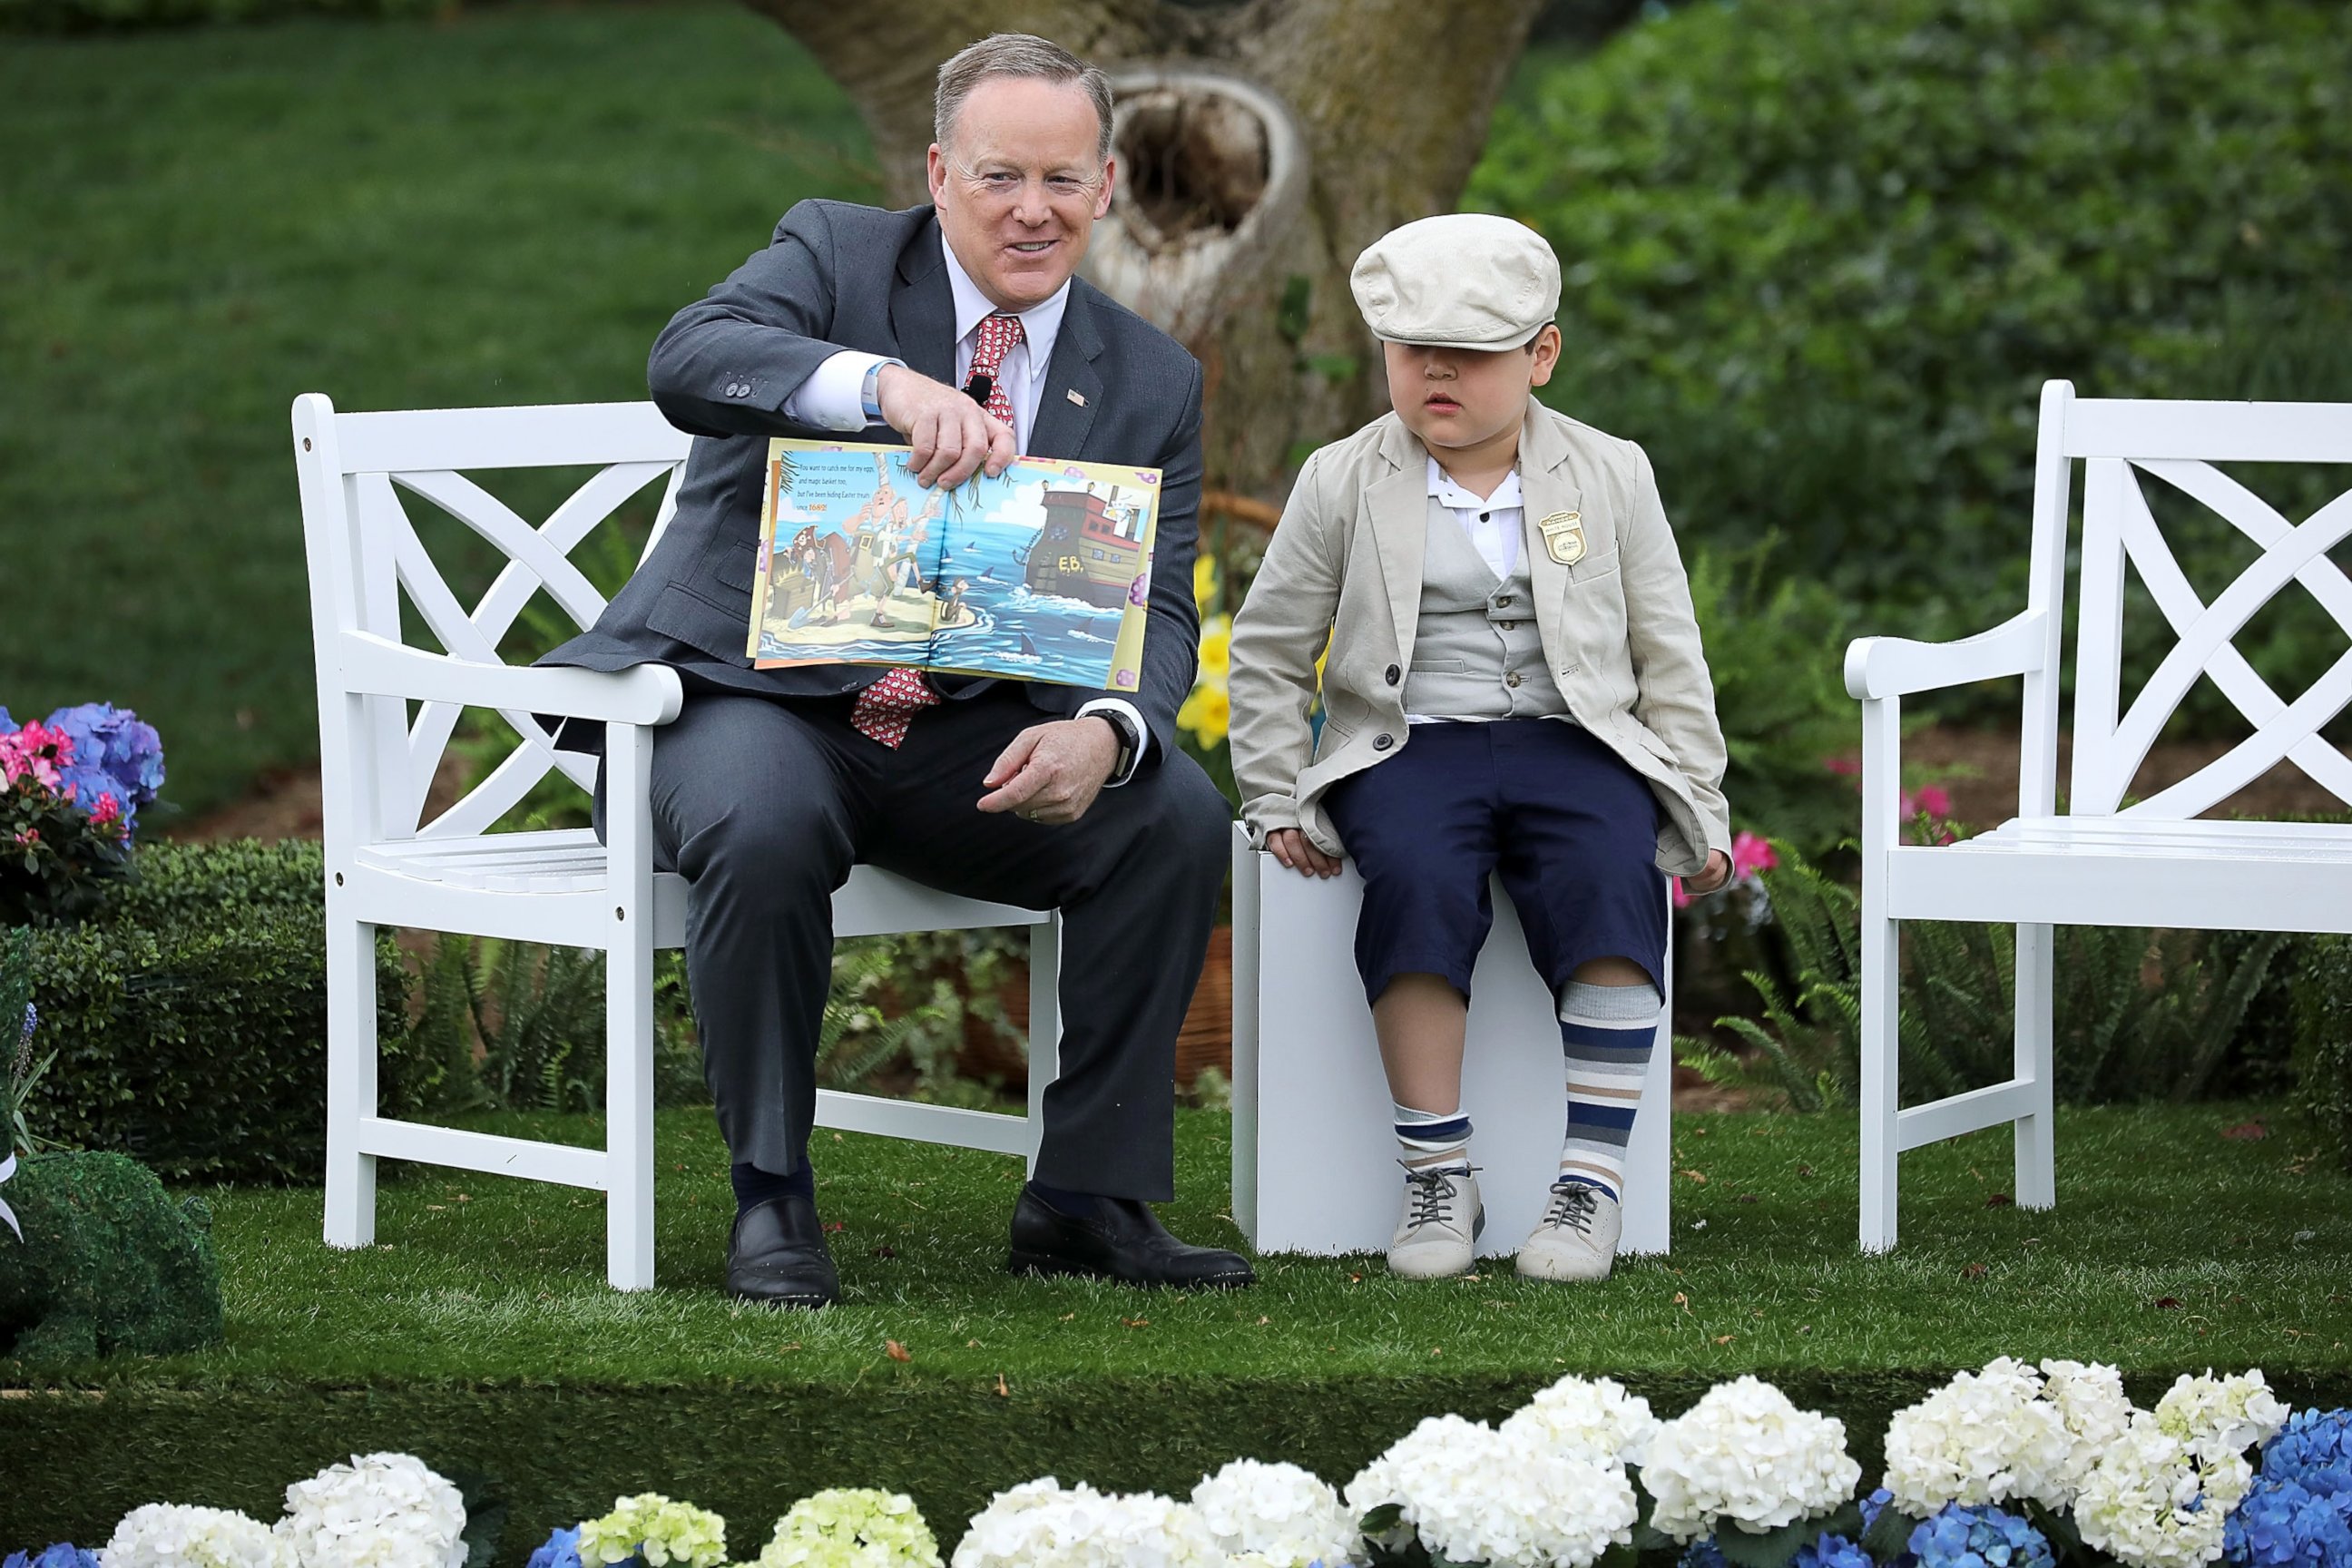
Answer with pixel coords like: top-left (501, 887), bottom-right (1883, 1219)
top-left (968, 311), bottom-right (1024, 432)
top-left (849, 665), bottom-right (939, 748)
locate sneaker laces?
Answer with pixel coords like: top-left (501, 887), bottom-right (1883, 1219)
top-left (1401, 1163), bottom-right (1472, 1230)
top-left (1541, 1179), bottom-right (1599, 1236)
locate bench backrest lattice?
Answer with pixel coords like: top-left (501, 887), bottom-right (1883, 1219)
top-left (299, 403), bottom-right (691, 849)
top-left (2063, 399), bottom-right (2352, 820)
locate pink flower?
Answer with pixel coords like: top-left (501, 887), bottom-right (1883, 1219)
top-left (90, 792), bottom-right (124, 831)
top-left (12, 828), bottom-right (38, 847)
top-left (1914, 784), bottom-right (1953, 818)
top-left (1670, 877), bottom-right (1693, 909)
top-left (0, 720), bottom-right (72, 790)
top-left (1822, 755), bottom-right (1861, 778)
top-left (1730, 831), bottom-right (1779, 880)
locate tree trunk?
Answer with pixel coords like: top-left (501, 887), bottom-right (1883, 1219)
top-left (735, 0), bottom-right (1546, 500)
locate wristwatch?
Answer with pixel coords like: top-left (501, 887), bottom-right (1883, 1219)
top-left (1088, 707), bottom-right (1142, 784)
top-left (860, 359), bottom-right (896, 424)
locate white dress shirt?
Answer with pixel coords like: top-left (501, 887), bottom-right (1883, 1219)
top-left (777, 232), bottom-right (1148, 779)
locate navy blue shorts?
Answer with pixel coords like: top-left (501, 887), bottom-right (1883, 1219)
top-left (1321, 719), bottom-right (1668, 1007)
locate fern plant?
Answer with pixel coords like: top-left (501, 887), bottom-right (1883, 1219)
top-left (1679, 844), bottom-right (2292, 1110)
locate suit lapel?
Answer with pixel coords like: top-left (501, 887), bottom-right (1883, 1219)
top-left (1366, 423), bottom-right (1428, 666)
top-left (1026, 284), bottom-right (1104, 457)
top-left (1519, 409), bottom-right (1585, 670)
top-left (888, 216), bottom-right (956, 387)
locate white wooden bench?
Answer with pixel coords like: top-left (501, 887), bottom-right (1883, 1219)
top-left (1229, 825), bottom-right (1673, 1259)
top-left (1846, 379), bottom-right (2352, 1251)
top-left (293, 396), bottom-right (1061, 1290)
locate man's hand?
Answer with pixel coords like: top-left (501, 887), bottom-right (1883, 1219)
top-left (1683, 848), bottom-right (1736, 897)
top-left (876, 364), bottom-right (1016, 489)
top-left (1267, 828), bottom-right (1343, 878)
top-left (977, 718), bottom-right (1119, 825)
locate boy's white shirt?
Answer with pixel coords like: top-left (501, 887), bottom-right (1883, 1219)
top-left (1226, 402), bottom-right (1734, 877)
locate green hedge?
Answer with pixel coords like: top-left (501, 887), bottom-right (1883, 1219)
top-left (23, 840), bottom-right (417, 1183)
top-left (1475, 0), bottom-right (2352, 661)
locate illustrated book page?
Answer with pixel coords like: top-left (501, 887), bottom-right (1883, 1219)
top-left (746, 439), bottom-right (1160, 693)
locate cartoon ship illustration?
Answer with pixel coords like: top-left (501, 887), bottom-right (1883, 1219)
top-left (1019, 486), bottom-right (1142, 608)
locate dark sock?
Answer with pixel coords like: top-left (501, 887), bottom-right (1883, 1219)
top-left (731, 1161), bottom-right (813, 1215)
top-left (1028, 1179), bottom-right (1102, 1219)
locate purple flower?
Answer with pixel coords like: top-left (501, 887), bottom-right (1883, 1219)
top-left (526, 1526), bottom-right (584, 1568)
top-left (44, 703), bottom-right (164, 810)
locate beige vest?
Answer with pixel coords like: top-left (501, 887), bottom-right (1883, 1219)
top-left (1403, 493), bottom-right (1571, 721)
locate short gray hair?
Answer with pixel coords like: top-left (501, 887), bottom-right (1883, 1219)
top-left (935, 34), bottom-right (1115, 166)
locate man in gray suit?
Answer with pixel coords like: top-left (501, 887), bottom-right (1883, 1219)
top-left (545, 34), bottom-right (1250, 1307)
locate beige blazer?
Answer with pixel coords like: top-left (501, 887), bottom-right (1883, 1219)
top-left (1228, 405), bottom-right (1732, 877)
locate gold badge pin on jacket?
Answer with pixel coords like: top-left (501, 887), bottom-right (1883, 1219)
top-left (1540, 510), bottom-right (1585, 566)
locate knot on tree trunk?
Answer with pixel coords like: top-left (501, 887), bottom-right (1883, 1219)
top-left (1084, 65), bottom-right (1308, 342)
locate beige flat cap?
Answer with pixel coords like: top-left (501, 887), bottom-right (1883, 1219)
top-left (1350, 213), bottom-right (1562, 351)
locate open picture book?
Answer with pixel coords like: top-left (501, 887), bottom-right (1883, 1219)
top-left (746, 438), bottom-right (1161, 692)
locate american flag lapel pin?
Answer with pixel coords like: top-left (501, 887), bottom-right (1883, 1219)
top-left (1066, 388), bottom-right (1087, 407)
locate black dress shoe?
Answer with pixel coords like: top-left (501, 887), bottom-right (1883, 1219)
top-left (1006, 1184), bottom-right (1257, 1289)
top-left (726, 1193), bottom-right (839, 1308)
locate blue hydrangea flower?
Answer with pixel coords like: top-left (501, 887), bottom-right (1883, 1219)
top-left (526, 1526), bottom-right (585, 1568)
top-left (1909, 1504), bottom-right (2054, 1568)
top-left (2227, 1412), bottom-right (2352, 1568)
top-left (44, 703), bottom-right (165, 818)
top-left (4, 1546), bottom-right (103, 1568)
top-left (1680, 1543), bottom-right (1730, 1568)
top-left (1681, 1533), bottom-right (1871, 1568)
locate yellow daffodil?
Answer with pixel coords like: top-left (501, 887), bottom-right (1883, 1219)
top-left (1193, 553), bottom-right (1220, 614)
top-left (1198, 614), bottom-right (1232, 679)
top-left (1179, 681), bottom-right (1231, 749)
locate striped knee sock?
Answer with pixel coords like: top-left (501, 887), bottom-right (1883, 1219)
top-left (1394, 1101), bottom-right (1472, 1173)
top-left (1556, 978), bottom-right (1661, 1200)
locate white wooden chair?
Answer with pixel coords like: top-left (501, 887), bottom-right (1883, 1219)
top-left (293, 396), bottom-right (1061, 1290)
top-left (1228, 825), bottom-right (1672, 1259)
top-left (1845, 380), bottom-right (2352, 1251)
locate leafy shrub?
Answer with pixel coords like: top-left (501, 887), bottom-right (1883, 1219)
top-left (2, 0), bottom-right (461, 32)
top-left (1475, 0), bottom-right (2352, 672)
top-left (1680, 843), bottom-right (2292, 1109)
top-left (22, 840), bottom-right (418, 1182)
top-left (1684, 538), bottom-right (1856, 856)
top-left (2289, 934), bottom-right (2352, 1172)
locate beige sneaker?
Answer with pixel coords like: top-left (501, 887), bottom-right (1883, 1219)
top-left (1387, 1164), bottom-right (1484, 1279)
top-left (1517, 1179), bottom-right (1622, 1281)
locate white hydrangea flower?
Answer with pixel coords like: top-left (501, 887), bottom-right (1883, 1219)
top-left (106, 1504), bottom-right (298, 1568)
top-left (2075, 1409), bottom-right (2251, 1568)
top-left (950, 1479), bottom-right (1222, 1568)
top-left (1880, 1357), bottom-right (2073, 1515)
top-left (274, 1452), bottom-right (469, 1568)
top-left (757, 1486), bottom-right (942, 1567)
top-left (577, 1494), bottom-right (728, 1568)
top-left (1642, 1377), bottom-right (1861, 1543)
top-left (1498, 1375), bottom-right (1661, 1467)
top-left (2039, 1358), bottom-right (2133, 1506)
top-left (1344, 1414), bottom-right (1636, 1568)
top-left (1189, 1460), bottom-right (1358, 1567)
top-left (2152, 1370), bottom-right (2290, 1461)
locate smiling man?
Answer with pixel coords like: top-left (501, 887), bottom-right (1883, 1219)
top-left (544, 34), bottom-right (1249, 1307)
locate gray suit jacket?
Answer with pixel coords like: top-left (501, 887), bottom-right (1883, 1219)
top-left (543, 200), bottom-right (1208, 760)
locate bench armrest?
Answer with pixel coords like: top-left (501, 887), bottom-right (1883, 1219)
top-left (1843, 610), bottom-right (2048, 701)
top-left (335, 631), bottom-right (685, 726)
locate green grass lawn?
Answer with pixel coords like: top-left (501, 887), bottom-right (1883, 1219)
top-left (66, 1102), bottom-right (2352, 1386)
top-left (0, 3), bottom-right (877, 817)
top-left (6, 1102), bottom-right (2348, 1547)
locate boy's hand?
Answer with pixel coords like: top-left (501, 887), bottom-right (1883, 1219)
top-left (1267, 828), bottom-right (1343, 878)
top-left (1683, 848), bottom-right (1735, 896)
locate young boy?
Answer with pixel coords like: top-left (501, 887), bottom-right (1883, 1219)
top-left (1227, 213), bottom-right (1734, 1282)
